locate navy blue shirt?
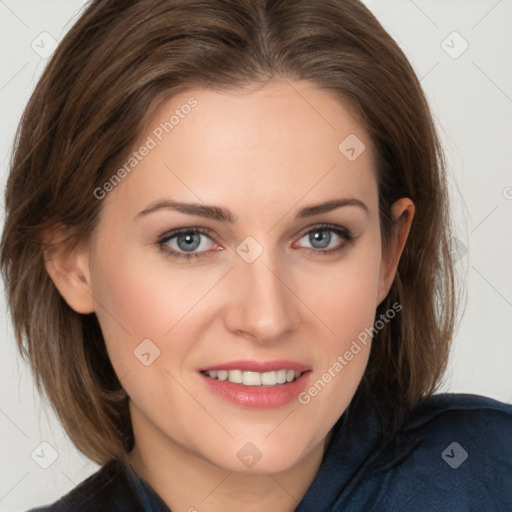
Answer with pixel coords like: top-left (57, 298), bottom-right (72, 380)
top-left (29, 393), bottom-right (512, 511)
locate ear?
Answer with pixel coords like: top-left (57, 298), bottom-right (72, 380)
top-left (42, 226), bottom-right (95, 314)
top-left (377, 198), bottom-right (415, 305)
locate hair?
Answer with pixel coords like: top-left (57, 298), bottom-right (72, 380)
top-left (1, 0), bottom-right (457, 466)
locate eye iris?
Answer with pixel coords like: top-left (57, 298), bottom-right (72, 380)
top-left (177, 232), bottom-right (201, 251)
top-left (310, 230), bottom-right (331, 249)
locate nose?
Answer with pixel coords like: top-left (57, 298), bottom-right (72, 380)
top-left (224, 250), bottom-right (300, 345)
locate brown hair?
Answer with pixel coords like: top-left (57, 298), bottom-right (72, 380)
top-left (1, 0), bottom-right (457, 465)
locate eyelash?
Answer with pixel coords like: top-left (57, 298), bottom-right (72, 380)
top-left (156, 224), bottom-right (354, 262)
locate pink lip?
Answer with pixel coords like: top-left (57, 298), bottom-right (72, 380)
top-left (199, 360), bottom-right (312, 409)
top-left (199, 359), bottom-right (310, 373)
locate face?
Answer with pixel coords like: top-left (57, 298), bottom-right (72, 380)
top-left (60, 80), bottom-right (406, 474)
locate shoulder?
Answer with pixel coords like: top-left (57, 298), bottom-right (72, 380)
top-left (400, 392), bottom-right (512, 468)
top-left (400, 391), bottom-right (512, 440)
top-left (408, 391), bottom-right (512, 423)
top-left (402, 392), bottom-right (512, 461)
top-left (371, 393), bottom-right (512, 511)
top-left (27, 460), bottom-right (144, 512)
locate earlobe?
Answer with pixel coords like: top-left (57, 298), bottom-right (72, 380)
top-left (42, 227), bottom-right (95, 314)
top-left (377, 198), bottom-right (415, 305)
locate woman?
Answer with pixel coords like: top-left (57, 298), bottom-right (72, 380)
top-left (1, 0), bottom-right (510, 511)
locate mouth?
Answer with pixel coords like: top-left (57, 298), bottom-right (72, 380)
top-left (200, 369), bottom-right (303, 386)
top-left (199, 360), bottom-right (311, 409)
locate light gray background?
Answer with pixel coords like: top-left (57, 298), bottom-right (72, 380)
top-left (1, 1), bottom-right (511, 510)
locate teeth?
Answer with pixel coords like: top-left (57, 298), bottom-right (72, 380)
top-left (204, 369), bottom-right (303, 386)
top-left (243, 371), bottom-right (261, 386)
top-left (228, 369), bottom-right (243, 384)
top-left (276, 369), bottom-right (287, 384)
top-left (260, 371), bottom-right (274, 385)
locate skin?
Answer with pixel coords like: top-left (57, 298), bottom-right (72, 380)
top-left (45, 79), bottom-right (414, 511)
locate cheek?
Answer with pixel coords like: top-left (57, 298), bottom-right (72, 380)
top-left (296, 237), bottom-right (381, 407)
top-left (305, 239), bottom-right (382, 338)
top-left (88, 243), bottom-right (172, 373)
top-left (89, 241), bottom-right (227, 375)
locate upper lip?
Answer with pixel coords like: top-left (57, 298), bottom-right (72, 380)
top-left (199, 360), bottom-right (311, 373)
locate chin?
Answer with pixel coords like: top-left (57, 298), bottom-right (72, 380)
top-left (199, 435), bottom-right (318, 475)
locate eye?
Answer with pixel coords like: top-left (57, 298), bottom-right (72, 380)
top-left (157, 224), bottom-right (354, 262)
top-left (158, 228), bottom-right (218, 260)
top-left (295, 224), bottom-right (353, 254)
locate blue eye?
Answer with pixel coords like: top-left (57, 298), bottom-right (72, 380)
top-left (157, 224), bottom-right (353, 262)
top-left (304, 229), bottom-right (333, 249)
top-left (172, 232), bottom-right (209, 252)
top-left (296, 225), bottom-right (353, 254)
top-left (158, 228), bottom-right (216, 261)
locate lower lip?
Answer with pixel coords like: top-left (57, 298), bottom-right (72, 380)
top-left (200, 372), bottom-right (311, 409)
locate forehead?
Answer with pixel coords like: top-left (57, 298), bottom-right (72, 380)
top-left (106, 80), bottom-right (378, 220)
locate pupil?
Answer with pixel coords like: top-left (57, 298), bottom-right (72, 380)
top-left (178, 232), bottom-right (200, 251)
top-left (310, 230), bottom-right (331, 249)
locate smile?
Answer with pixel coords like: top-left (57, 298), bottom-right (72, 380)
top-left (199, 361), bottom-right (311, 409)
top-left (201, 369), bottom-right (302, 386)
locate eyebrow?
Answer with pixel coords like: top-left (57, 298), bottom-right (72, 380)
top-left (134, 197), bottom-right (368, 222)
